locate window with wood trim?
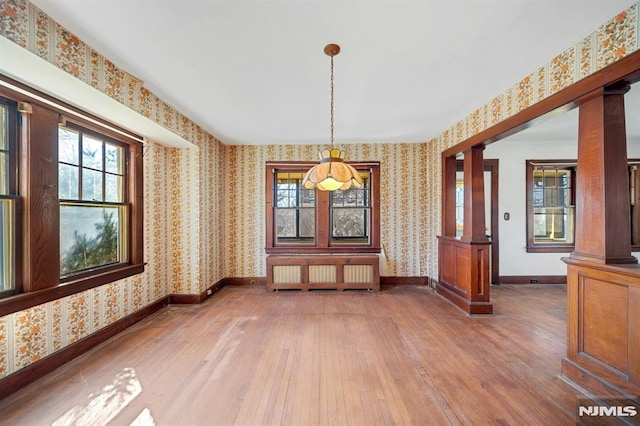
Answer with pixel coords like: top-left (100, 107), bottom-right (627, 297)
top-left (0, 76), bottom-right (144, 315)
top-left (526, 159), bottom-right (639, 253)
top-left (266, 161), bottom-right (380, 254)
top-left (0, 97), bottom-right (18, 297)
top-left (59, 124), bottom-right (128, 277)
top-left (526, 161), bottom-right (576, 252)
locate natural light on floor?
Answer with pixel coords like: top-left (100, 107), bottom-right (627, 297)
top-left (52, 367), bottom-right (154, 426)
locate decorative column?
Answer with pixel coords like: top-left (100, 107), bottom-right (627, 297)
top-left (562, 85), bottom-right (640, 402)
top-left (437, 146), bottom-right (492, 315)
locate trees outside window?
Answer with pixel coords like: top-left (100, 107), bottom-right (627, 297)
top-left (266, 162), bottom-right (380, 254)
top-left (0, 76), bottom-right (143, 315)
top-left (59, 125), bottom-right (127, 277)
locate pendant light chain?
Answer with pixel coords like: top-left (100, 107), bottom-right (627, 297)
top-left (330, 54), bottom-right (334, 147)
top-left (301, 43), bottom-right (363, 191)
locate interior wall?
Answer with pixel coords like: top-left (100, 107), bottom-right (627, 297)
top-left (0, 0), bottom-right (637, 383)
top-left (426, 2), bottom-right (640, 278)
top-left (0, 140), bottom-right (173, 377)
top-left (225, 143), bottom-right (432, 278)
top-left (485, 139), bottom-right (577, 276)
top-left (0, 0), bottom-right (226, 379)
top-left (484, 134), bottom-right (640, 277)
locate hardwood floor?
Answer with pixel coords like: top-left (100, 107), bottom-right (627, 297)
top-left (0, 284), bottom-right (582, 425)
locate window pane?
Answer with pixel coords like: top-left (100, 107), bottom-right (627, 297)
top-left (301, 188), bottom-right (315, 207)
top-left (0, 104), bottom-right (6, 151)
top-left (105, 143), bottom-right (122, 174)
top-left (275, 208), bottom-right (315, 244)
top-left (105, 174), bottom-right (123, 202)
top-left (544, 188), bottom-right (557, 205)
top-left (0, 105), bottom-right (8, 194)
top-left (82, 168), bottom-right (103, 201)
top-left (275, 209), bottom-right (296, 237)
top-left (299, 208), bottom-right (315, 238)
top-left (332, 208), bottom-right (369, 241)
top-left (533, 170), bottom-right (543, 187)
top-left (532, 188), bottom-right (543, 206)
top-left (60, 204), bottom-right (123, 276)
top-left (82, 136), bottom-right (103, 170)
top-left (533, 206), bottom-right (574, 244)
top-left (59, 163), bottom-right (79, 200)
top-left (0, 199), bottom-right (14, 292)
top-left (276, 184), bottom-right (295, 207)
top-left (0, 152), bottom-right (7, 195)
top-left (59, 127), bottom-right (79, 165)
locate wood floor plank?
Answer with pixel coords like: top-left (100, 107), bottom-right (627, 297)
top-left (0, 284), bottom-right (583, 425)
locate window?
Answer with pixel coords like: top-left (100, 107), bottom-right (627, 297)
top-left (0, 75), bottom-right (143, 315)
top-left (526, 161), bottom-right (576, 252)
top-left (330, 178), bottom-right (370, 244)
top-left (273, 171), bottom-right (316, 245)
top-left (59, 125), bottom-right (127, 277)
top-left (0, 97), bottom-right (17, 297)
top-left (526, 159), bottom-right (639, 253)
top-left (266, 162), bottom-right (380, 254)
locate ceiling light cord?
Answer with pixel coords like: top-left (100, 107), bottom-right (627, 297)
top-left (330, 54), bottom-right (336, 148)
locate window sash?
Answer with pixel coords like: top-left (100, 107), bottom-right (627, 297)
top-left (59, 202), bottom-right (128, 278)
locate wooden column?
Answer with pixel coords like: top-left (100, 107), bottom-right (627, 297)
top-left (437, 146), bottom-right (492, 315)
top-left (461, 146), bottom-right (488, 243)
top-left (571, 86), bottom-right (637, 265)
top-left (562, 85), bottom-right (640, 402)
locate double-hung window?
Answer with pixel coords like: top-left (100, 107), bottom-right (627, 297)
top-left (330, 177), bottom-right (370, 244)
top-left (273, 172), bottom-right (316, 245)
top-left (526, 161), bottom-right (576, 252)
top-left (266, 161), bottom-right (380, 254)
top-left (0, 97), bottom-right (17, 296)
top-left (59, 124), bottom-right (127, 277)
top-left (526, 159), bottom-right (640, 253)
top-left (0, 75), bottom-right (143, 315)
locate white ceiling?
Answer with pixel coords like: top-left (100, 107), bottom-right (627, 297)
top-left (28, 0), bottom-right (638, 146)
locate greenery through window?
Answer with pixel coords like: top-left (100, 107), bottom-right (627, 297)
top-left (266, 162), bottom-right (380, 254)
top-left (0, 75), bottom-right (143, 314)
top-left (59, 125), bottom-right (127, 277)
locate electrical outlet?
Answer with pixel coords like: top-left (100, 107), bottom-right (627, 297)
top-left (207, 289), bottom-right (212, 295)
top-left (530, 279), bottom-right (538, 284)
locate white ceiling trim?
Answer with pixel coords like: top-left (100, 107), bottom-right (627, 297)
top-left (0, 36), bottom-right (194, 149)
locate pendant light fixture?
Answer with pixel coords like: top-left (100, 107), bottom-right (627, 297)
top-left (302, 44), bottom-right (363, 191)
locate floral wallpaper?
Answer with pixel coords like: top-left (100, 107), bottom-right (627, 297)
top-left (0, 0), bottom-right (226, 378)
top-left (224, 143), bottom-right (431, 278)
top-left (0, 0), bottom-right (638, 381)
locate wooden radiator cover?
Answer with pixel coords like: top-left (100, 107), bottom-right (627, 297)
top-left (266, 254), bottom-right (380, 291)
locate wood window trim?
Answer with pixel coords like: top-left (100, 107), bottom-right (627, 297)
top-left (0, 75), bottom-right (144, 317)
top-left (265, 161), bottom-right (381, 255)
top-left (0, 97), bottom-right (20, 298)
top-left (526, 158), bottom-right (640, 253)
top-left (525, 159), bottom-right (576, 253)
